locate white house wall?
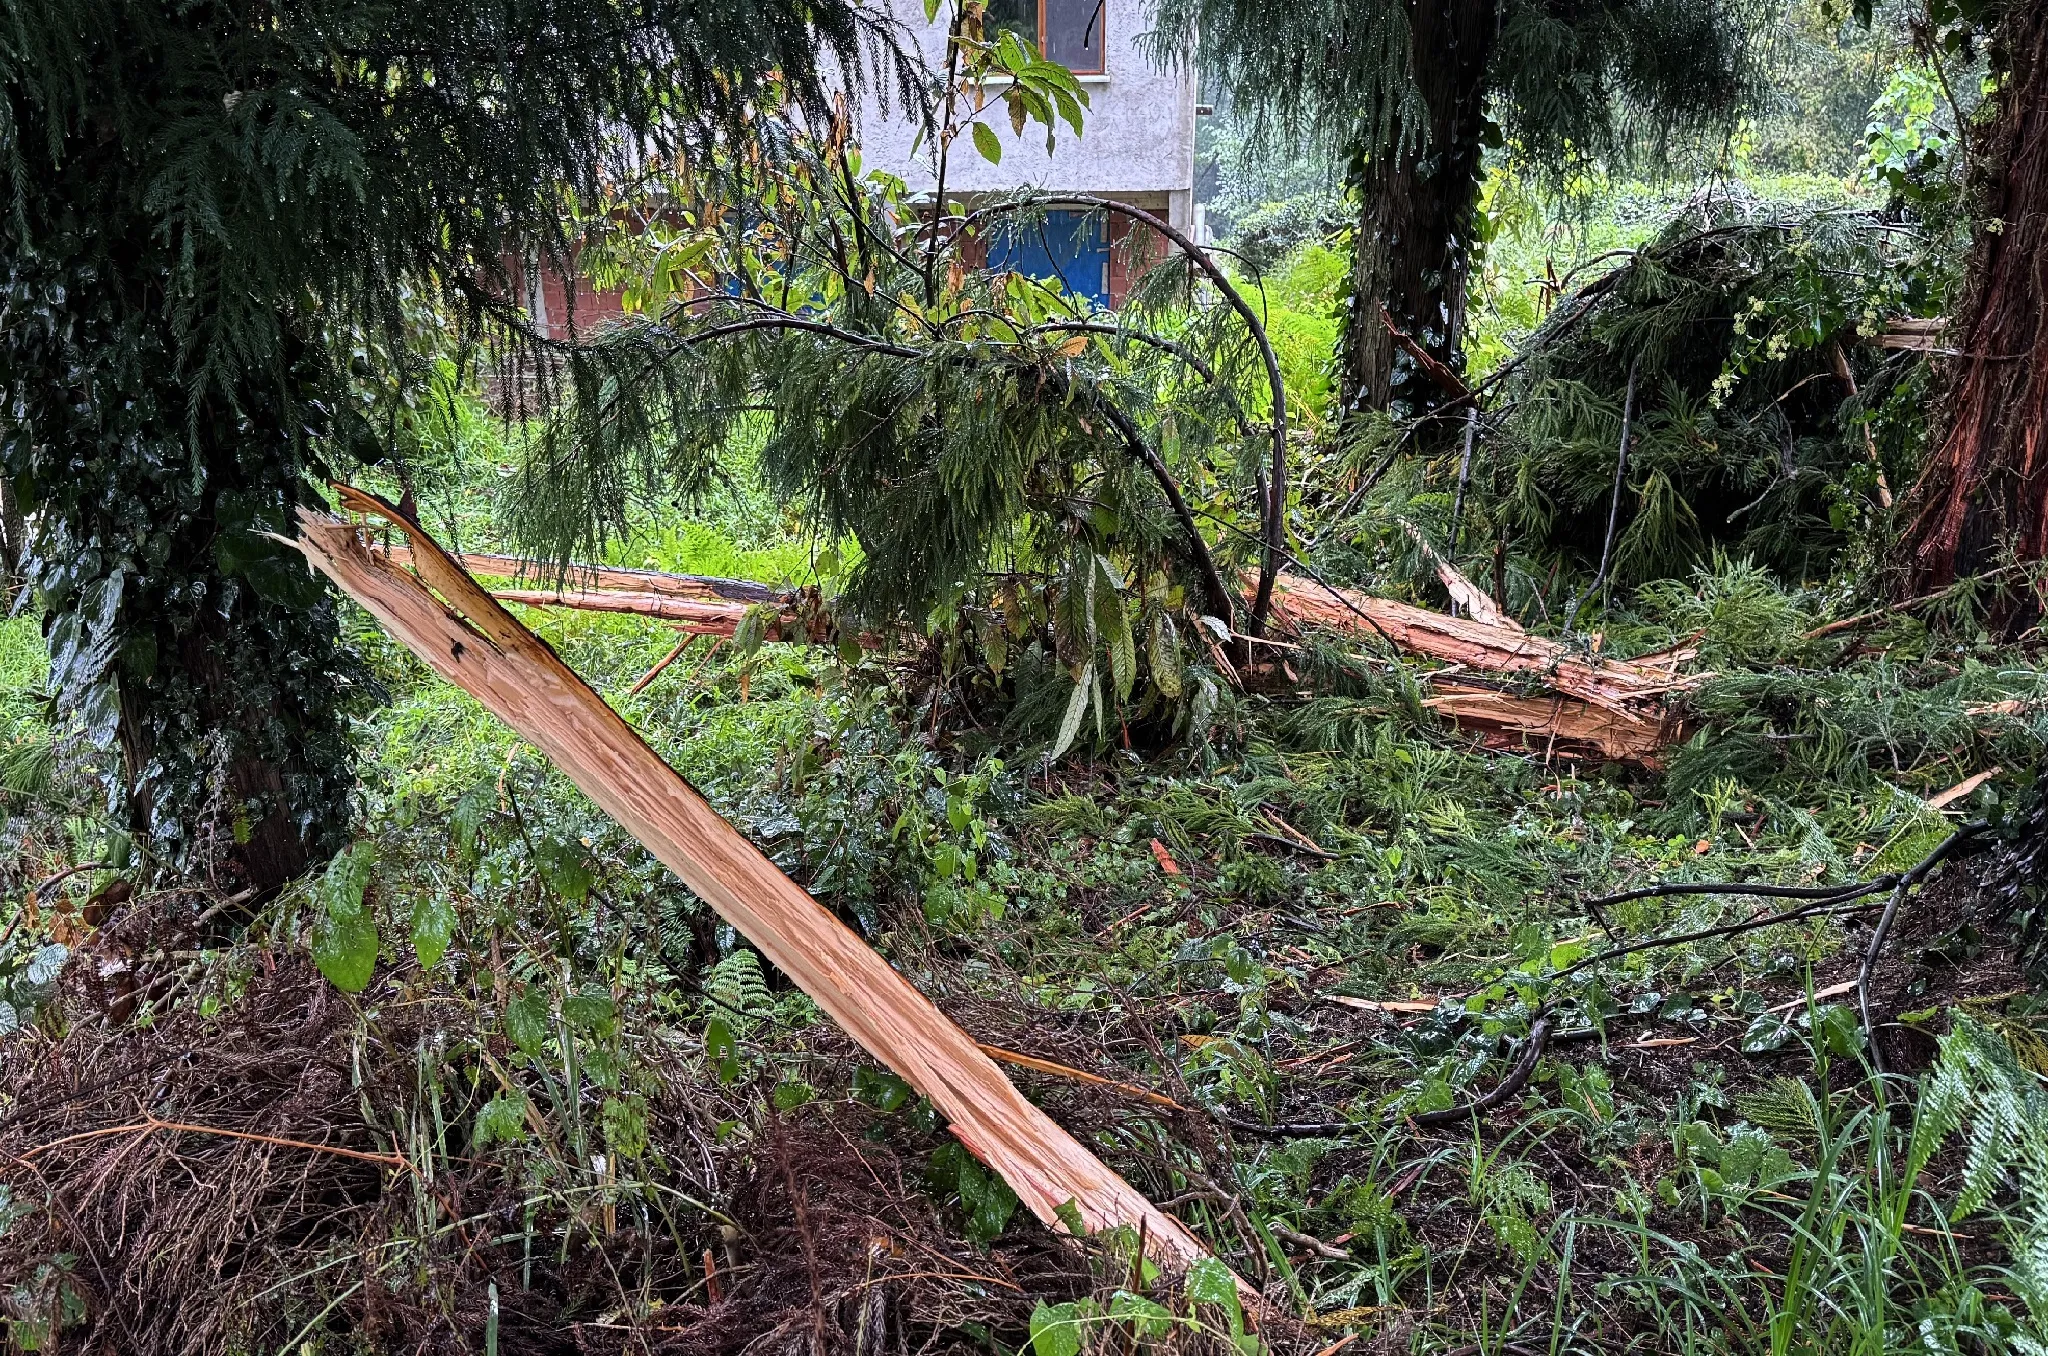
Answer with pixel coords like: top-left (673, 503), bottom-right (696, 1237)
top-left (855, 0), bottom-right (1196, 231)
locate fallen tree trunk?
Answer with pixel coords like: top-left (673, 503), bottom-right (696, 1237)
top-left (489, 588), bottom-right (759, 636)
top-left (375, 543), bottom-right (788, 604)
top-left (298, 489), bottom-right (1225, 1280)
top-left (1262, 572), bottom-right (1697, 765)
top-left (422, 543), bottom-right (1697, 764)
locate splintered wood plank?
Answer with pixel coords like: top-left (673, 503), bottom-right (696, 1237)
top-left (373, 543), bottom-right (787, 604)
top-left (291, 493), bottom-right (1224, 1279)
top-left (489, 589), bottom-right (757, 635)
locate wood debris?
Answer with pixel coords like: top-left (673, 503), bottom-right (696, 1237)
top-left (295, 488), bottom-right (1234, 1283)
top-left (369, 538), bottom-right (1699, 765)
top-left (1327, 996), bottom-right (1442, 1014)
top-left (1927, 767), bottom-right (2003, 810)
top-left (1262, 571), bottom-right (1700, 765)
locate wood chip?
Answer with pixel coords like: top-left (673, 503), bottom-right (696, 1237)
top-left (1328, 996), bottom-right (1441, 1014)
top-left (1926, 766), bottom-right (2002, 810)
top-left (1761, 979), bottom-right (1858, 1015)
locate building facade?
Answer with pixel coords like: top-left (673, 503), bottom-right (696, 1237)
top-left (856, 0), bottom-right (1197, 308)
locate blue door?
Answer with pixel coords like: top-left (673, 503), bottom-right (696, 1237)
top-left (985, 209), bottom-right (1110, 307)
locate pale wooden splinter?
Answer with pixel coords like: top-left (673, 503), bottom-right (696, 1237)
top-left (290, 490), bottom-right (1227, 1279)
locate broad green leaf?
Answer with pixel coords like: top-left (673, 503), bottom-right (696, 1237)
top-left (706, 1016), bottom-right (741, 1083)
top-left (1148, 614), bottom-right (1183, 697)
top-left (452, 788), bottom-right (490, 865)
top-left (410, 894), bottom-right (456, 970)
top-left (1185, 1255), bottom-right (1240, 1311)
top-left (1109, 1292), bottom-right (1174, 1337)
top-left (535, 836), bottom-right (593, 904)
top-left (1050, 86), bottom-right (1086, 137)
top-left (1050, 664), bottom-right (1093, 759)
top-left (563, 990), bottom-right (618, 1038)
top-left (1741, 1013), bottom-right (1794, 1054)
top-left (1096, 581), bottom-right (1135, 700)
top-left (473, 1091), bottom-right (529, 1147)
top-left (312, 900), bottom-right (378, 993)
top-left (505, 989), bottom-right (550, 1055)
top-left (26, 944), bottom-right (68, 987)
top-left (971, 120), bottom-right (1002, 165)
top-left (1028, 1302), bottom-right (1083, 1356)
top-left (733, 603), bottom-right (777, 658)
top-left (996, 30), bottom-right (1032, 73)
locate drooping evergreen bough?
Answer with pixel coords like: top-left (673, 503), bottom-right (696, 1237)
top-left (0, 0), bottom-right (912, 896)
top-left (1151, 0), bottom-right (1761, 427)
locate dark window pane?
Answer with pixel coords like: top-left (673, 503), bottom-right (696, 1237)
top-left (985, 0), bottom-right (1035, 48)
top-left (1044, 0), bottom-right (1106, 72)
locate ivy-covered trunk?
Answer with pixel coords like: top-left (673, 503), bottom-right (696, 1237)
top-left (3, 231), bottom-right (368, 902)
top-left (1339, 0), bottom-right (1497, 423)
top-left (1904, 0), bottom-right (2048, 602)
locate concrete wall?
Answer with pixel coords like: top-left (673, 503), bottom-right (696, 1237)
top-left (856, 0), bottom-right (1196, 231)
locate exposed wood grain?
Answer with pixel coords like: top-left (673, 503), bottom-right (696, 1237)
top-left (292, 491), bottom-right (1227, 1281)
top-left (1263, 573), bottom-right (1697, 764)
top-left (490, 588), bottom-right (758, 635)
top-left (373, 543), bottom-right (787, 604)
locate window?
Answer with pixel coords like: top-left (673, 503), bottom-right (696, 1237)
top-left (985, 0), bottom-right (1107, 75)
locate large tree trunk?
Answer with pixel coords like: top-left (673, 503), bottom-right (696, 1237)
top-left (1904, 0), bottom-right (2048, 600)
top-left (1340, 0), bottom-right (1496, 423)
top-left (0, 474), bottom-right (23, 597)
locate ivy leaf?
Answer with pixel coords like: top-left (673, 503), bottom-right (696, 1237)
top-left (1050, 663), bottom-right (1093, 759)
top-left (971, 121), bottom-right (1002, 165)
top-left (410, 894), bottom-right (456, 970)
top-left (1742, 1013), bottom-right (1794, 1054)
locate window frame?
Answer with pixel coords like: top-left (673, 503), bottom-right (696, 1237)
top-left (1030, 0), bottom-right (1109, 76)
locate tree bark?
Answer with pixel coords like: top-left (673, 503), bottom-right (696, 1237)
top-left (0, 474), bottom-right (23, 596)
top-left (1340, 0), bottom-right (1497, 424)
top-left (1904, 0), bottom-right (2048, 605)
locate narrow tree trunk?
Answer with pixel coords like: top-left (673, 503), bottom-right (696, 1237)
top-left (0, 474), bottom-right (23, 596)
top-left (1904, 0), bottom-right (2048, 603)
top-left (1340, 0), bottom-right (1496, 423)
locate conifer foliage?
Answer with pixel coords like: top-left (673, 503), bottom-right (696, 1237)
top-left (0, 0), bottom-right (909, 894)
top-left (1152, 0), bottom-right (1761, 426)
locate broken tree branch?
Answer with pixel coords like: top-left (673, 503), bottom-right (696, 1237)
top-left (291, 488), bottom-right (1232, 1283)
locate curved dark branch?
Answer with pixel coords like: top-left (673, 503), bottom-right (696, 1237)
top-left (947, 194), bottom-right (1290, 632)
top-left (1221, 1015), bottom-right (1553, 1138)
top-left (1858, 821), bottom-right (1991, 1072)
top-left (1093, 402), bottom-right (1235, 626)
top-left (1031, 320), bottom-right (1260, 443)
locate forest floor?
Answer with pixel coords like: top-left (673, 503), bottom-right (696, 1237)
top-left (4, 539), bottom-right (2047, 1353)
